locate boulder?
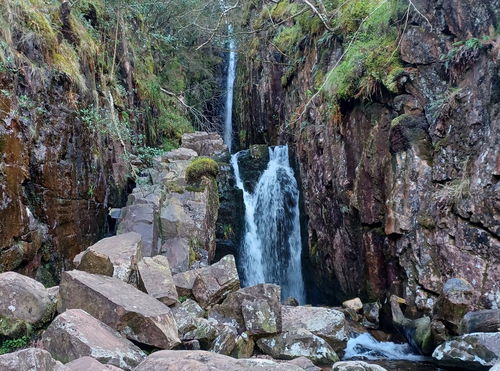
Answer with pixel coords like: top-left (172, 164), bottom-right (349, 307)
top-left (171, 299), bottom-right (205, 332)
top-left (138, 256), bottom-right (178, 306)
top-left (173, 269), bottom-right (199, 298)
top-left (432, 332), bottom-right (500, 369)
top-left (287, 357), bottom-right (322, 371)
top-left (256, 329), bottom-right (339, 365)
top-left (191, 255), bottom-right (240, 308)
top-left (161, 238), bottom-right (190, 274)
top-left (66, 357), bottom-right (123, 371)
top-left (281, 305), bottom-right (347, 351)
top-left (362, 302), bottom-right (381, 329)
top-left (342, 298), bottom-right (363, 312)
top-left (74, 232), bottom-right (142, 285)
top-left (0, 272), bottom-right (55, 337)
top-left (0, 348), bottom-right (67, 371)
top-left (209, 284), bottom-right (281, 334)
top-left (210, 326), bottom-right (238, 355)
top-left (332, 361), bottom-right (387, 371)
top-left (117, 204), bottom-right (159, 258)
top-left (164, 147), bottom-right (198, 161)
top-left (180, 318), bottom-right (219, 347)
top-left (181, 132), bottom-right (227, 156)
top-left (41, 309), bottom-right (145, 370)
top-left (134, 350), bottom-right (303, 370)
top-left (434, 278), bottom-right (475, 334)
top-left (59, 270), bottom-right (180, 349)
top-left (460, 309), bottom-right (500, 334)
top-left (231, 332), bottom-right (255, 358)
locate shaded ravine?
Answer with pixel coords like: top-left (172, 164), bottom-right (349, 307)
top-left (231, 146), bottom-right (306, 303)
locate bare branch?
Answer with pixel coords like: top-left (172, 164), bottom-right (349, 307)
top-left (195, 1), bottom-right (239, 50)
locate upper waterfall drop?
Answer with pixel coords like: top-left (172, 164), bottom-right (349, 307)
top-left (232, 146), bottom-right (306, 304)
top-left (224, 25), bottom-right (237, 152)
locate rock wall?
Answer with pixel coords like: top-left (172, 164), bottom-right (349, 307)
top-left (235, 0), bottom-right (499, 310)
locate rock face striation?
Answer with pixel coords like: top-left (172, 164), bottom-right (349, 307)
top-left (235, 0), bottom-right (499, 311)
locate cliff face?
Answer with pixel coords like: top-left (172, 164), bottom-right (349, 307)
top-left (235, 0), bottom-right (499, 309)
top-left (0, 0), bottom-right (220, 284)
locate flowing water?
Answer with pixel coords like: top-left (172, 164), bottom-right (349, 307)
top-left (223, 25), bottom-right (237, 152)
top-left (231, 146), bottom-right (306, 303)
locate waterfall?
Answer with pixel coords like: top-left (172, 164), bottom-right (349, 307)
top-left (232, 146), bottom-right (306, 303)
top-left (224, 25), bottom-right (237, 152)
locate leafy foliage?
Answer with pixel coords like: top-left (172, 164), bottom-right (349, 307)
top-left (0, 336), bottom-right (30, 355)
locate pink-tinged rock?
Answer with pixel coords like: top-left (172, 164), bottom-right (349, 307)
top-left (138, 256), bottom-right (178, 306)
top-left (181, 132), bottom-right (227, 156)
top-left (134, 350), bottom-right (302, 370)
top-left (41, 309), bottom-right (145, 370)
top-left (59, 270), bottom-right (180, 349)
top-left (0, 348), bottom-right (68, 371)
top-left (208, 284), bottom-right (281, 335)
top-left (0, 271), bottom-right (55, 336)
top-left (191, 255), bottom-right (240, 308)
top-left (117, 204), bottom-right (159, 258)
top-left (172, 255), bottom-right (240, 307)
top-left (161, 238), bottom-right (190, 274)
top-left (66, 357), bottom-right (123, 370)
top-left (75, 232), bottom-right (143, 285)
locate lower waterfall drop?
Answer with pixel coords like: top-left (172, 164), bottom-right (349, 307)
top-left (232, 145), bottom-right (306, 304)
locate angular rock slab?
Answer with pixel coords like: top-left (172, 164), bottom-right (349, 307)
top-left (256, 329), bottom-right (339, 365)
top-left (66, 357), bottom-right (123, 371)
top-left (459, 309), bottom-right (500, 334)
top-left (0, 348), bottom-right (68, 371)
top-left (59, 270), bottom-right (180, 349)
top-left (117, 203), bottom-right (159, 258)
top-left (138, 256), bottom-right (178, 305)
top-left (75, 232), bottom-right (142, 284)
top-left (432, 332), bottom-right (500, 369)
top-left (161, 237), bottom-right (190, 274)
top-left (282, 305), bottom-right (347, 351)
top-left (208, 283), bottom-right (280, 335)
top-left (171, 255), bottom-right (239, 307)
top-left (134, 350), bottom-right (303, 371)
top-left (41, 309), bottom-right (145, 370)
top-left (181, 132), bottom-right (227, 156)
top-left (0, 271), bottom-right (55, 336)
top-left (171, 299), bottom-right (205, 332)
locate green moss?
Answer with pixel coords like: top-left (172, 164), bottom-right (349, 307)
top-left (166, 181), bottom-right (184, 194)
top-left (325, 0), bottom-right (402, 101)
top-left (273, 24), bottom-right (302, 52)
top-left (185, 157), bottom-right (219, 184)
top-left (270, 0), bottom-right (300, 21)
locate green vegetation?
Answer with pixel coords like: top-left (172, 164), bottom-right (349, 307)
top-left (185, 157), bottom-right (219, 184)
top-left (0, 336), bottom-right (30, 355)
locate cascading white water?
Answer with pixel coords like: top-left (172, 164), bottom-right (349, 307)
top-left (224, 25), bottom-right (237, 152)
top-left (344, 333), bottom-right (425, 361)
top-left (232, 146), bottom-right (306, 304)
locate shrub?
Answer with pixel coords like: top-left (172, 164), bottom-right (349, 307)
top-left (0, 336), bottom-right (30, 355)
top-left (185, 157), bottom-right (219, 184)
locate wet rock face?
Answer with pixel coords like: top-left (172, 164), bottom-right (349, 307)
top-left (0, 70), bottom-right (128, 283)
top-left (236, 0), bottom-right (500, 309)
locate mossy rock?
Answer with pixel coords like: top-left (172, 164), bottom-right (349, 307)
top-left (185, 157), bottom-right (219, 184)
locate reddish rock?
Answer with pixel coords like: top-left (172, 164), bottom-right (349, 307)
top-left (0, 348), bottom-right (68, 371)
top-left (66, 357), bottom-right (123, 370)
top-left (138, 256), bottom-right (178, 306)
top-left (42, 309), bottom-right (145, 370)
top-left (59, 270), bottom-right (180, 349)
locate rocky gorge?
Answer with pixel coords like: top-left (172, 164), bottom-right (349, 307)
top-left (0, 0), bottom-right (499, 370)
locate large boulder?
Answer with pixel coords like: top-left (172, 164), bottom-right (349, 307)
top-left (432, 332), bottom-right (500, 369)
top-left (173, 269), bottom-right (199, 298)
top-left (181, 132), bottom-right (227, 156)
top-left (209, 284), bottom-right (281, 335)
top-left (42, 309), bottom-right (145, 370)
top-left (161, 238), bottom-right (190, 274)
top-left (59, 270), bottom-right (180, 349)
top-left (171, 299), bottom-right (205, 332)
top-left (180, 318), bottom-right (219, 347)
top-left (256, 329), bottom-right (339, 365)
top-left (434, 278), bottom-right (475, 334)
top-left (0, 272), bottom-right (55, 337)
top-left (459, 309), bottom-right (500, 334)
top-left (0, 348), bottom-right (67, 371)
top-left (332, 361), bottom-right (387, 371)
top-left (137, 256), bottom-right (178, 306)
top-left (180, 255), bottom-right (240, 308)
top-left (134, 350), bottom-right (304, 371)
top-left (66, 357), bottom-right (123, 371)
top-left (74, 232), bottom-right (142, 285)
top-left (281, 305), bottom-right (347, 351)
top-left (117, 203), bottom-right (159, 258)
